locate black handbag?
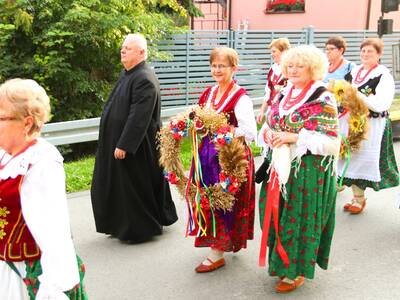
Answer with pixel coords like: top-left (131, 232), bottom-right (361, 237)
top-left (255, 157), bottom-right (270, 184)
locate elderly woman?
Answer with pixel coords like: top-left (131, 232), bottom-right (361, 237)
top-left (0, 79), bottom-right (87, 299)
top-left (191, 47), bottom-right (257, 273)
top-left (258, 45), bottom-right (340, 293)
top-left (323, 36), bottom-right (355, 83)
top-left (338, 38), bottom-right (399, 213)
top-left (256, 38), bottom-right (291, 124)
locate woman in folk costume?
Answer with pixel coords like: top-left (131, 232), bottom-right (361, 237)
top-left (338, 38), bottom-right (399, 214)
top-left (258, 45), bottom-right (340, 293)
top-left (256, 38), bottom-right (291, 124)
top-left (192, 47), bottom-right (257, 273)
top-left (323, 36), bottom-right (355, 83)
top-left (0, 79), bottom-right (87, 299)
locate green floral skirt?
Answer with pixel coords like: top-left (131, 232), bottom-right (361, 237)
top-left (259, 155), bottom-right (337, 280)
top-left (340, 119), bottom-right (399, 191)
top-left (23, 255), bottom-right (88, 299)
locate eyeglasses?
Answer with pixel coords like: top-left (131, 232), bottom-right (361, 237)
top-left (0, 116), bottom-right (18, 122)
top-left (211, 64), bottom-right (231, 70)
top-left (325, 46), bottom-right (338, 52)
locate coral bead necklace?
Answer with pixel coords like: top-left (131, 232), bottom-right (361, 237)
top-left (354, 64), bottom-right (378, 84)
top-left (282, 80), bottom-right (315, 110)
top-left (211, 80), bottom-right (235, 110)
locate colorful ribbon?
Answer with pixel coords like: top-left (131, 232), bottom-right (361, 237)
top-left (185, 128), bottom-right (217, 238)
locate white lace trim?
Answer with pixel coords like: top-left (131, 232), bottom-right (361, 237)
top-left (0, 138), bottom-right (63, 180)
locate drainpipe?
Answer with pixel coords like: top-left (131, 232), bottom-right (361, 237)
top-left (366, 0), bottom-right (372, 29)
top-left (228, 0), bottom-right (232, 29)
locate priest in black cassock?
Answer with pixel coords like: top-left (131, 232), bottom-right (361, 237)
top-left (91, 33), bottom-right (178, 243)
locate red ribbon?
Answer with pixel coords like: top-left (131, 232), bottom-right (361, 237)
top-left (259, 170), bottom-right (289, 268)
top-left (338, 108), bottom-right (348, 119)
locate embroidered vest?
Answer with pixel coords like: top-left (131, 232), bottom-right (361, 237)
top-left (198, 86), bottom-right (247, 127)
top-left (266, 68), bottom-right (286, 105)
top-left (0, 175), bottom-right (41, 262)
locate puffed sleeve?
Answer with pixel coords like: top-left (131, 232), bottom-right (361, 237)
top-left (20, 159), bottom-right (79, 298)
top-left (234, 94), bottom-right (257, 143)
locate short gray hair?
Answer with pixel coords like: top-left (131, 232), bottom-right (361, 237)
top-left (125, 33), bottom-right (148, 59)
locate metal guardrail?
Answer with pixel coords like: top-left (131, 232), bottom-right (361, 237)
top-left (41, 97), bottom-right (265, 146)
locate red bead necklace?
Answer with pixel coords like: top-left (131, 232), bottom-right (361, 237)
top-left (282, 81), bottom-right (315, 111)
top-left (211, 80), bottom-right (235, 110)
top-left (328, 58), bottom-right (344, 73)
top-left (0, 139), bottom-right (37, 170)
top-left (354, 64), bottom-right (378, 84)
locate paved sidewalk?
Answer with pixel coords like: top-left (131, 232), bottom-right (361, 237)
top-left (68, 143), bottom-right (400, 300)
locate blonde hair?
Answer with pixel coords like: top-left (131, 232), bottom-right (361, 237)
top-left (360, 38), bottom-right (384, 55)
top-left (0, 78), bottom-right (51, 134)
top-left (281, 45), bottom-right (328, 81)
top-left (209, 47), bottom-right (239, 67)
top-left (268, 38), bottom-right (291, 52)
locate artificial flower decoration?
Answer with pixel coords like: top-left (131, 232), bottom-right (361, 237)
top-left (219, 172), bottom-right (239, 194)
top-left (158, 105), bottom-right (248, 211)
top-left (169, 116), bottom-right (189, 140)
top-left (164, 171), bottom-right (180, 184)
top-left (213, 126), bottom-right (234, 146)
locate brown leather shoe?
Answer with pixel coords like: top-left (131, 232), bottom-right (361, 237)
top-left (275, 276), bottom-right (305, 293)
top-left (195, 258), bottom-right (225, 273)
top-left (343, 200), bottom-right (355, 211)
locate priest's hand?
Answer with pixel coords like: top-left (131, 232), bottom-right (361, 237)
top-left (114, 148), bottom-right (126, 160)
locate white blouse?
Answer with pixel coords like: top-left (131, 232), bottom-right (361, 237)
top-left (205, 85), bottom-right (257, 144)
top-left (0, 138), bottom-right (79, 299)
top-left (337, 64), bottom-right (395, 181)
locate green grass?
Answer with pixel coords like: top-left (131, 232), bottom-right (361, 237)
top-left (64, 140), bottom-right (262, 193)
top-left (64, 156), bottom-right (95, 193)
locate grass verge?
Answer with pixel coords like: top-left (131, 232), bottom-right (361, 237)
top-left (64, 140), bottom-right (262, 193)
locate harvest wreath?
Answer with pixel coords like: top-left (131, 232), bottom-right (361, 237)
top-left (158, 105), bottom-right (248, 212)
top-left (328, 79), bottom-right (369, 159)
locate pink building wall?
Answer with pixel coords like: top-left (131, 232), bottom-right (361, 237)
top-left (369, 0), bottom-right (400, 30)
top-left (231, 0), bottom-right (370, 30)
top-left (193, 0), bottom-right (400, 30)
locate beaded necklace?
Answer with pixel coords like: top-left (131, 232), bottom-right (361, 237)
top-left (211, 80), bottom-right (235, 111)
top-left (282, 81), bottom-right (315, 111)
top-left (354, 64), bottom-right (378, 84)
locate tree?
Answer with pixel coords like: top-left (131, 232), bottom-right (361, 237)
top-left (0, 0), bottom-right (189, 121)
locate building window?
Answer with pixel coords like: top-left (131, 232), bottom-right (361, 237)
top-left (265, 0), bottom-right (305, 14)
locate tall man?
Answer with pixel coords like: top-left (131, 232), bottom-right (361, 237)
top-left (91, 33), bottom-right (178, 243)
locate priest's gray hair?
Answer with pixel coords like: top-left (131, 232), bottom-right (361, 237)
top-left (125, 33), bottom-right (148, 60)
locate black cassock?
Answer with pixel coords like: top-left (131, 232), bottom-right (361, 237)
top-left (91, 61), bottom-right (178, 242)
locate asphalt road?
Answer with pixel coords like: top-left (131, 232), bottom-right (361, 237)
top-left (68, 141), bottom-right (400, 300)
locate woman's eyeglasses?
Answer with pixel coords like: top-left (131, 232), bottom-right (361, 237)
top-left (325, 46), bottom-right (338, 52)
top-left (211, 64), bottom-right (231, 70)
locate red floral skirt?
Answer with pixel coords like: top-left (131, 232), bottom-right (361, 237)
top-left (190, 146), bottom-right (255, 252)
